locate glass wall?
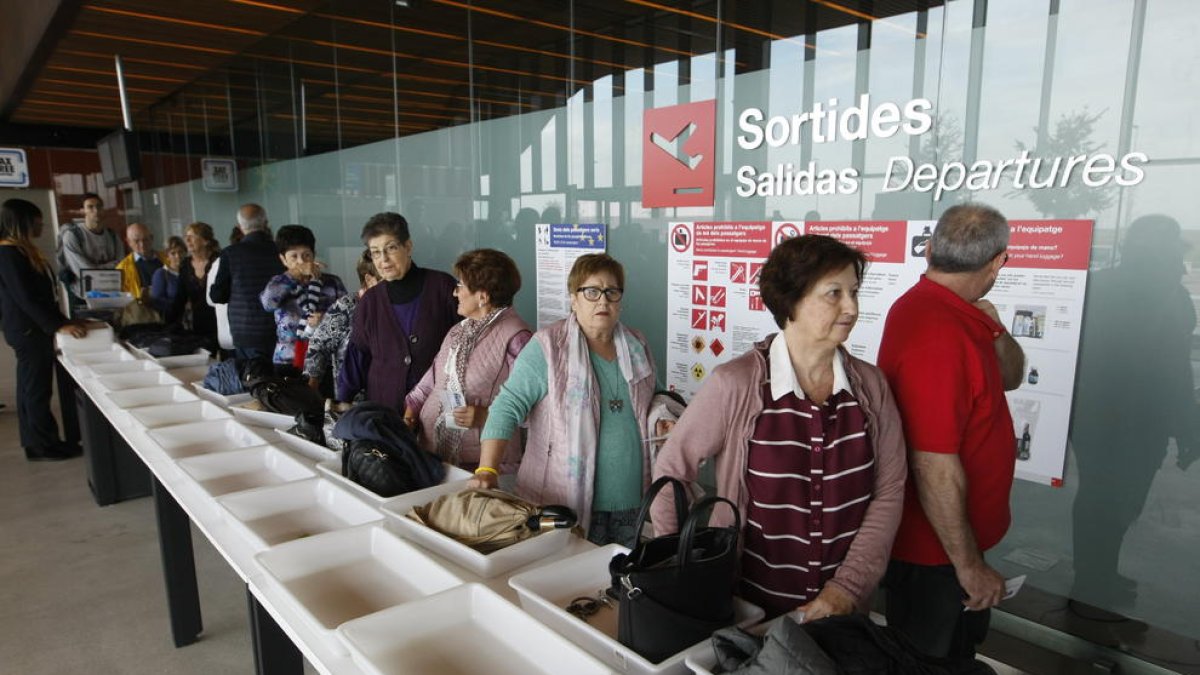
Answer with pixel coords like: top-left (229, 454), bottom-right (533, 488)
top-left (133, 2), bottom-right (1200, 670)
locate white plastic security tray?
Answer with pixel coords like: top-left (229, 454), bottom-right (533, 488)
top-left (66, 347), bottom-right (135, 366)
top-left (190, 380), bottom-right (253, 407)
top-left (56, 321), bottom-right (114, 352)
top-left (151, 350), bottom-right (211, 369)
top-left (315, 457), bottom-right (471, 506)
top-left (95, 370), bottom-right (182, 391)
top-left (106, 385), bottom-right (200, 409)
top-left (165, 364), bottom-right (210, 384)
top-left (337, 583), bottom-right (613, 675)
top-left (83, 291), bottom-right (134, 310)
top-left (176, 445), bottom-right (316, 497)
top-left (128, 400), bottom-right (231, 429)
top-left (254, 524), bottom-right (463, 655)
top-left (273, 428), bottom-right (338, 463)
top-left (217, 478), bottom-right (383, 550)
top-left (230, 400), bottom-right (296, 429)
top-left (380, 480), bottom-right (572, 579)
top-left (146, 419), bottom-right (267, 459)
top-left (508, 544), bottom-right (765, 675)
top-left (86, 359), bottom-right (165, 376)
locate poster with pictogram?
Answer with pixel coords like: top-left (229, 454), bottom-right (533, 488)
top-left (664, 219), bottom-right (1094, 487)
top-left (536, 223), bottom-right (607, 329)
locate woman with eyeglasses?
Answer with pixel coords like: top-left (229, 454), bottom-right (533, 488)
top-left (469, 253), bottom-right (659, 546)
top-left (337, 212), bottom-right (458, 408)
top-left (402, 249), bottom-right (532, 473)
top-left (0, 198), bottom-right (90, 461)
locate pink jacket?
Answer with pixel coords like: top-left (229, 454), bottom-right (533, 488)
top-left (516, 318), bottom-right (657, 530)
top-left (652, 334), bottom-right (907, 608)
top-left (405, 309), bottom-right (532, 472)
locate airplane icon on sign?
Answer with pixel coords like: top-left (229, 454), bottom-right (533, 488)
top-left (650, 122), bottom-right (704, 170)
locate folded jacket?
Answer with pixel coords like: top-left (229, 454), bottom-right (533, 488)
top-left (332, 402), bottom-right (445, 490)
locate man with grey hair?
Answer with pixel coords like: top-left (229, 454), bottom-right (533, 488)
top-left (209, 203), bottom-right (282, 360)
top-left (876, 203), bottom-right (1024, 661)
top-left (236, 203), bottom-right (268, 233)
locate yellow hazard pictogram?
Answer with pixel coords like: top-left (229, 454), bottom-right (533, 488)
top-left (690, 362), bottom-right (707, 381)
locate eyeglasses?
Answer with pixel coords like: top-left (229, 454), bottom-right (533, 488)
top-left (576, 286), bottom-right (624, 302)
top-left (368, 242), bottom-right (407, 260)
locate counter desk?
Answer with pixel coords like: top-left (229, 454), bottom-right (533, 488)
top-left (57, 335), bottom-right (600, 675)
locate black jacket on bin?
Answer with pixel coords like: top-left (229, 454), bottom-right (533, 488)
top-left (208, 229), bottom-right (283, 355)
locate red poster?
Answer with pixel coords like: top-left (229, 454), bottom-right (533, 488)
top-left (1006, 220), bottom-right (1094, 270)
top-left (806, 221), bottom-right (907, 263)
top-left (694, 222), bottom-right (773, 258)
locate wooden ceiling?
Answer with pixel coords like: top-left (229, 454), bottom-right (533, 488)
top-left (5, 0), bottom-right (939, 151)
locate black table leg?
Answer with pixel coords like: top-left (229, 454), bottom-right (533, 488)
top-left (56, 361), bottom-right (80, 447)
top-left (247, 587), bottom-right (304, 675)
top-left (152, 478), bottom-right (203, 648)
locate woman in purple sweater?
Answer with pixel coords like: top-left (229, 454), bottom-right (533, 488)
top-left (337, 212), bottom-right (458, 409)
top-left (403, 249), bottom-right (532, 473)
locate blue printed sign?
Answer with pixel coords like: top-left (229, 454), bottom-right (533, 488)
top-left (549, 223), bottom-right (606, 250)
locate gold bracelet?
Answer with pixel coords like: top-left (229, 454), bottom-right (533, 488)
top-left (474, 466), bottom-right (499, 477)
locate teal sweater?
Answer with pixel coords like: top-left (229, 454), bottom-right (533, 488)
top-left (481, 340), bottom-right (643, 511)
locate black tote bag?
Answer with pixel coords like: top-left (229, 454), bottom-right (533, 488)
top-left (608, 476), bottom-right (741, 663)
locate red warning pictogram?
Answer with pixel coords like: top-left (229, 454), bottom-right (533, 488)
top-left (670, 223), bottom-right (691, 252)
top-left (710, 338), bottom-right (725, 357)
top-left (691, 309), bottom-right (708, 330)
top-left (748, 291), bottom-right (765, 312)
top-left (692, 285), bottom-right (707, 306)
top-left (729, 263), bottom-right (747, 284)
top-left (708, 286), bottom-right (726, 307)
top-left (691, 260), bottom-right (708, 281)
top-left (709, 311), bottom-right (726, 332)
top-left (749, 262), bottom-right (764, 284)
top-left (775, 223), bottom-right (800, 245)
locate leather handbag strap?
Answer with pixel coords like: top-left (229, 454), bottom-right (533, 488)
top-left (632, 475), bottom-right (690, 540)
top-left (678, 495), bottom-right (740, 567)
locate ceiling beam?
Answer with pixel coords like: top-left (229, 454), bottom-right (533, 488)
top-left (0, 0), bottom-right (84, 122)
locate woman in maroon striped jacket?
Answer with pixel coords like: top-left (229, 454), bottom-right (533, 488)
top-left (652, 234), bottom-right (907, 620)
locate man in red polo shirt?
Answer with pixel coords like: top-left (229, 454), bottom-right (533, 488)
top-left (878, 203), bottom-right (1025, 660)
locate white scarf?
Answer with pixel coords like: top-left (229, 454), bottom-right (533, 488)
top-left (563, 312), bottom-right (652, 513)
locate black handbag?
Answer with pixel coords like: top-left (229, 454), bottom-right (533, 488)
top-left (288, 411), bottom-right (326, 446)
top-left (247, 376), bottom-right (324, 416)
top-left (147, 333), bottom-right (209, 357)
top-left (608, 476), bottom-right (741, 663)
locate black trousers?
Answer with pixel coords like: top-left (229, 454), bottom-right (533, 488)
top-left (883, 560), bottom-right (990, 660)
top-left (10, 334), bottom-right (62, 450)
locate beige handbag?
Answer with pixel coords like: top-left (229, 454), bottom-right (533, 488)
top-left (406, 488), bottom-right (576, 553)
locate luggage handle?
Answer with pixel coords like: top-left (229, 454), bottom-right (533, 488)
top-left (677, 495), bottom-right (740, 567)
top-left (631, 476), bottom-right (690, 543)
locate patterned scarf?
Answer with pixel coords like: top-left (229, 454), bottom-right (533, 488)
top-left (298, 275), bottom-right (323, 338)
top-left (433, 306), bottom-right (505, 462)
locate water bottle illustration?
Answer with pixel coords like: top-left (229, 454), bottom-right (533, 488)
top-left (1027, 367), bottom-right (1039, 385)
top-left (1017, 423), bottom-right (1032, 461)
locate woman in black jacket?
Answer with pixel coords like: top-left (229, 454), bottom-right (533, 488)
top-left (0, 199), bottom-right (89, 461)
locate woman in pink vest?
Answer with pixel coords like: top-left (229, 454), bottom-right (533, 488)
top-left (653, 235), bottom-right (907, 621)
top-left (403, 249), bottom-right (532, 473)
top-left (470, 254), bottom-right (658, 546)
